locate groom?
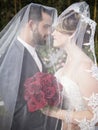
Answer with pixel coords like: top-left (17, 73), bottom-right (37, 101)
top-left (0, 3), bottom-right (61, 130)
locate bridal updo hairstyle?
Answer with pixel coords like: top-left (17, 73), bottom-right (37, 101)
top-left (57, 10), bottom-right (94, 60)
top-left (56, 10), bottom-right (91, 43)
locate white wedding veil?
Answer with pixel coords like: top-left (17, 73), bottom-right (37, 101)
top-left (58, 2), bottom-right (96, 64)
top-left (55, 1), bottom-right (97, 65)
top-left (50, 2), bottom-right (98, 130)
top-left (0, 3), bottom-right (57, 130)
top-left (47, 1), bottom-right (97, 75)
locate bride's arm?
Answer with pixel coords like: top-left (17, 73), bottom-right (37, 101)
top-left (75, 63), bottom-right (98, 127)
top-left (42, 108), bottom-right (93, 123)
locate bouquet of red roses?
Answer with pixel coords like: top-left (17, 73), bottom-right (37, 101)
top-left (24, 72), bottom-right (63, 112)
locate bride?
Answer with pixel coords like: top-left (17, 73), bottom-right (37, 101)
top-left (43, 1), bottom-right (98, 130)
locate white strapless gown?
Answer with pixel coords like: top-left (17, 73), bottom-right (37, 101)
top-left (55, 69), bottom-right (98, 130)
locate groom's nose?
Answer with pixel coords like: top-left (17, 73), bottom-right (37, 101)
top-left (52, 30), bottom-right (56, 36)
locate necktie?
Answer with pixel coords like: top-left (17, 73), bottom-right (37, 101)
top-left (33, 51), bottom-right (42, 72)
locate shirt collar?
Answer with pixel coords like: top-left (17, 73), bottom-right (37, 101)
top-left (17, 36), bottom-right (35, 57)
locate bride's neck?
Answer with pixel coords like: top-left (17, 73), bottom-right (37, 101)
top-left (63, 43), bottom-right (92, 65)
top-left (64, 43), bottom-right (80, 58)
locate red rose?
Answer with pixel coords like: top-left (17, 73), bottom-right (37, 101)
top-left (43, 87), bottom-right (56, 99)
top-left (27, 92), bottom-right (47, 112)
top-left (24, 72), bottom-right (62, 112)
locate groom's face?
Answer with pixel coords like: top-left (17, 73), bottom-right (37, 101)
top-left (33, 12), bottom-right (53, 46)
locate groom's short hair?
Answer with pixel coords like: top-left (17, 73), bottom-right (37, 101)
top-left (29, 4), bottom-right (55, 22)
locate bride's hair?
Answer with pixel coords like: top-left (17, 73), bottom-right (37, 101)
top-left (56, 10), bottom-right (91, 43)
top-left (61, 10), bottom-right (80, 35)
top-left (83, 24), bottom-right (91, 43)
top-left (56, 9), bottom-right (96, 61)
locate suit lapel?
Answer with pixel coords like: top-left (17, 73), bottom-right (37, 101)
top-left (36, 50), bottom-right (47, 72)
top-left (22, 48), bottom-right (40, 78)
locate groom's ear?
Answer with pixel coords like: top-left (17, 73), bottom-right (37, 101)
top-left (28, 20), bottom-right (36, 31)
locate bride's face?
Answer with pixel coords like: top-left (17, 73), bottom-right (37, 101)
top-left (52, 30), bottom-right (69, 48)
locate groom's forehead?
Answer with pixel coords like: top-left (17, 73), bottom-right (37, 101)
top-left (41, 12), bottom-right (52, 25)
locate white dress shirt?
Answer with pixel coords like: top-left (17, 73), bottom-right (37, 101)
top-left (17, 37), bottom-right (42, 72)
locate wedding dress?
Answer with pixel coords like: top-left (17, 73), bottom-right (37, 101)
top-left (55, 66), bottom-right (98, 130)
top-left (49, 1), bottom-right (98, 129)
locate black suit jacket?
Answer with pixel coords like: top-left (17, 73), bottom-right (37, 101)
top-left (11, 47), bottom-right (61, 130)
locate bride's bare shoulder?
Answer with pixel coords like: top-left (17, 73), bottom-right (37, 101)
top-left (79, 59), bottom-right (93, 70)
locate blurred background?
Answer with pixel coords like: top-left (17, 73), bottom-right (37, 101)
top-left (0, 0), bottom-right (98, 63)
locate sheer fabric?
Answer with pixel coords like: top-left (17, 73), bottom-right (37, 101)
top-left (51, 1), bottom-right (98, 130)
top-left (0, 3), bottom-right (57, 130)
top-left (55, 70), bottom-right (98, 130)
top-left (56, 1), bottom-right (97, 65)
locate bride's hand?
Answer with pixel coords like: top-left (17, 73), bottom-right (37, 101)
top-left (41, 107), bottom-right (65, 120)
top-left (41, 108), bottom-right (80, 130)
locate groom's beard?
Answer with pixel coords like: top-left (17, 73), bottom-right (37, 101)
top-left (32, 28), bottom-right (48, 46)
